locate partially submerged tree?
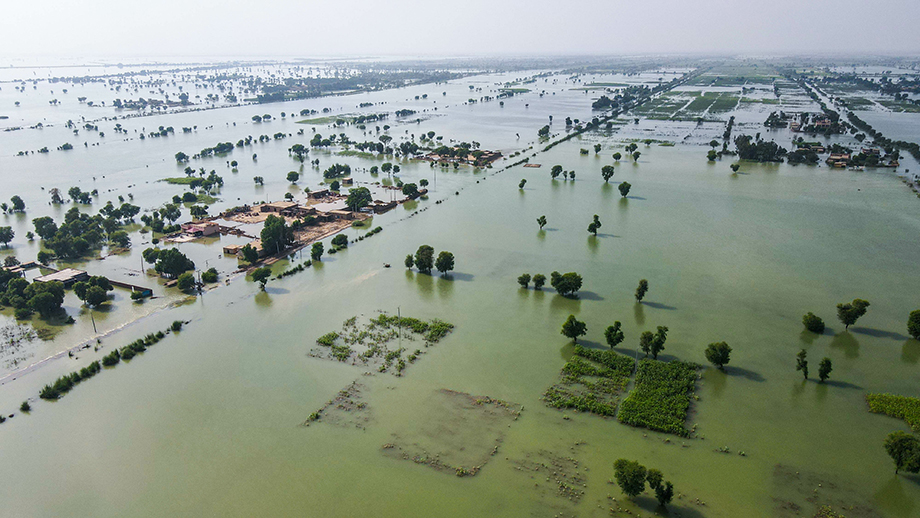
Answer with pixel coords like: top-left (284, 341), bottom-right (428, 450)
top-left (802, 312), bottom-right (825, 334)
top-left (885, 431), bottom-right (920, 475)
top-left (251, 267), bottom-right (272, 290)
top-left (909, 310), bottom-right (920, 341)
top-left (635, 279), bottom-right (648, 302)
top-left (601, 165), bottom-right (615, 183)
top-left (618, 182), bottom-right (631, 197)
top-left (537, 215), bottom-right (547, 230)
top-left (613, 459), bottom-right (647, 498)
top-left (587, 214), bottom-right (601, 236)
top-left (796, 349), bottom-right (808, 380)
top-left (435, 251), bottom-right (455, 276)
top-left (605, 321), bottom-right (624, 348)
top-left (414, 245), bottom-right (435, 274)
top-left (518, 273), bottom-right (531, 288)
top-left (836, 299), bottom-right (869, 330)
top-left (818, 357), bottom-right (832, 383)
top-left (532, 273), bottom-right (546, 290)
top-left (561, 315), bottom-right (587, 343)
top-left (550, 271), bottom-right (583, 297)
top-left (705, 342), bottom-right (732, 370)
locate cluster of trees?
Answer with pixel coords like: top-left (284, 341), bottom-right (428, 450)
top-left (733, 135), bottom-right (787, 162)
top-left (612, 459), bottom-right (674, 507)
top-left (0, 276), bottom-right (65, 319)
top-left (323, 163), bottom-right (351, 179)
top-left (405, 245), bottom-right (455, 276)
top-left (346, 187), bottom-right (372, 211)
top-left (885, 431), bottom-right (920, 475)
top-left (801, 299), bottom-right (870, 333)
top-left (73, 276), bottom-right (113, 308)
top-left (550, 271), bottom-right (583, 297)
top-left (549, 165), bottom-right (576, 181)
top-left (32, 206), bottom-right (134, 260)
top-left (143, 247), bottom-right (195, 278)
top-left (1, 195), bottom-right (25, 214)
top-left (517, 273), bottom-right (547, 289)
top-left (261, 215), bottom-right (294, 256)
top-left (0, 226), bottom-right (13, 247)
top-left (795, 349), bottom-right (832, 382)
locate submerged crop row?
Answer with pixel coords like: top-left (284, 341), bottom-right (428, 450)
top-left (542, 345), bottom-right (634, 416)
top-left (617, 359), bottom-right (699, 437)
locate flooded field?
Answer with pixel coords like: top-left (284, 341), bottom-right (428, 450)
top-left (1, 58), bottom-right (920, 517)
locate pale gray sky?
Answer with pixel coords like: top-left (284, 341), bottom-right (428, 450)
top-left (4, 0), bottom-right (919, 58)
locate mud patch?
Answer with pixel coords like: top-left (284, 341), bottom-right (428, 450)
top-left (381, 389), bottom-right (521, 476)
top-left (771, 464), bottom-right (881, 518)
top-left (303, 380), bottom-right (371, 430)
top-left (509, 442), bottom-right (588, 515)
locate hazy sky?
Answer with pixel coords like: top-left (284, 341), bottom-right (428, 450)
top-left (4, 0), bottom-right (919, 59)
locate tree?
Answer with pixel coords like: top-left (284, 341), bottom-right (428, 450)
top-left (730, 163), bottom-right (740, 173)
top-left (251, 267), bottom-right (272, 290)
top-left (287, 171), bottom-right (300, 183)
top-left (594, 144), bottom-right (602, 154)
top-left (551, 165), bottom-right (563, 180)
top-left (646, 469), bottom-right (663, 491)
top-left (176, 272), bottom-right (196, 291)
top-left (885, 431), bottom-right (920, 474)
top-left (818, 357), bottom-right (832, 383)
top-left (587, 214), bottom-right (601, 236)
top-left (0, 226), bottom-right (13, 247)
top-left (402, 183), bottom-right (419, 197)
top-left (330, 180), bottom-right (340, 191)
top-left (202, 268), bottom-right (218, 283)
top-left (253, 176), bottom-right (264, 186)
top-left (414, 245), bottom-right (435, 274)
top-left (796, 349), bottom-right (808, 380)
top-left (618, 182), bottom-right (631, 197)
top-left (346, 187), bottom-right (372, 211)
top-left (635, 279), bottom-right (648, 301)
top-left (311, 242), bottom-right (324, 261)
top-left (532, 274), bottom-right (546, 290)
top-left (632, 151), bottom-right (641, 162)
top-left (290, 143), bottom-right (308, 162)
top-left (909, 310), bottom-right (920, 340)
top-left (331, 234), bottom-right (348, 248)
top-left (10, 195), bottom-right (25, 212)
top-left (837, 299), bottom-right (869, 330)
top-left (32, 216), bottom-right (58, 240)
top-left (240, 244), bottom-right (259, 264)
top-left (655, 481), bottom-right (674, 506)
top-left (519, 179), bottom-right (527, 189)
top-left (803, 312), bottom-right (825, 334)
top-left (601, 165), bottom-right (615, 183)
top-left (707, 149), bottom-right (718, 161)
top-left (518, 273), bottom-right (531, 288)
top-left (84, 285), bottom-right (109, 307)
top-left (649, 326), bottom-right (668, 359)
top-left (561, 315), bottom-right (587, 343)
top-left (435, 251), bottom-right (455, 275)
top-left (538, 125), bottom-right (550, 137)
top-left (261, 215), bottom-right (293, 255)
top-left (705, 342), bottom-right (732, 370)
top-left (154, 248), bottom-right (195, 278)
top-left (537, 215), bottom-right (547, 230)
top-left (175, 151), bottom-right (189, 163)
top-left (404, 254), bottom-right (414, 269)
top-left (612, 152), bottom-right (622, 161)
top-left (550, 271), bottom-right (583, 297)
top-left (605, 322), bottom-right (624, 348)
top-left (640, 331), bottom-right (654, 357)
top-left (613, 459), bottom-right (647, 498)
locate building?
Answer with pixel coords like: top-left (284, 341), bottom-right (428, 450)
top-left (34, 268), bottom-right (89, 286)
top-left (260, 201), bottom-right (298, 213)
top-left (307, 189), bottom-right (332, 200)
top-left (328, 210), bottom-right (354, 220)
top-left (341, 177), bottom-right (354, 186)
top-left (181, 221), bottom-right (220, 237)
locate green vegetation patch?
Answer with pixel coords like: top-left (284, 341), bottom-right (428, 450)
top-left (867, 393), bottom-right (920, 431)
top-left (542, 345), bottom-right (634, 416)
top-left (161, 177), bottom-right (197, 185)
top-left (617, 359), bottom-right (699, 437)
top-left (310, 313), bottom-right (454, 376)
top-left (499, 88), bottom-right (530, 93)
top-left (708, 93), bottom-right (740, 114)
top-left (336, 149), bottom-right (378, 159)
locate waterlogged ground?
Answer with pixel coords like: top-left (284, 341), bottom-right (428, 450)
top-left (1, 61), bottom-right (920, 517)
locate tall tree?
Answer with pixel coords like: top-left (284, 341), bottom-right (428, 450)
top-left (818, 358), bottom-right (832, 383)
top-left (885, 431), bottom-right (920, 474)
top-left (537, 215), bottom-right (547, 230)
top-left (618, 182), bottom-right (631, 197)
top-left (635, 279), bottom-right (649, 301)
top-left (796, 349), bottom-right (808, 380)
top-left (587, 214), bottom-right (601, 236)
top-left (650, 326), bottom-right (668, 359)
top-left (251, 267), bottom-right (272, 290)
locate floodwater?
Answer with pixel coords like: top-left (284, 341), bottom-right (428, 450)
top-left (1, 62), bottom-right (920, 517)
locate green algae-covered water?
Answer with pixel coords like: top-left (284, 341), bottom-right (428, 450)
top-left (1, 63), bottom-right (920, 517)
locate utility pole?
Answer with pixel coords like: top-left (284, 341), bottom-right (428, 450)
top-left (90, 309), bottom-right (97, 334)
